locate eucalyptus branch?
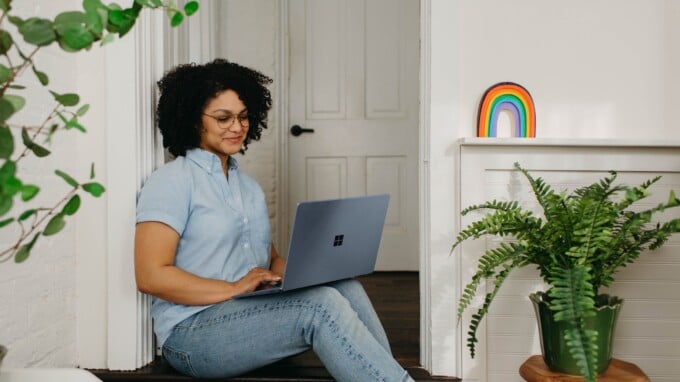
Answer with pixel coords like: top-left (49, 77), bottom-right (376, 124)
top-left (13, 46), bottom-right (39, 78)
top-left (0, 46), bottom-right (40, 96)
top-left (6, 124), bottom-right (47, 134)
top-left (0, 187), bottom-right (77, 263)
top-left (13, 104), bottom-right (59, 163)
top-left (0, 0), bottom-right (196, 266)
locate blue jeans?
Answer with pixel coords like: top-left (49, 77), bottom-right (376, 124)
top-left (162, 279), bottom-right (414, 381)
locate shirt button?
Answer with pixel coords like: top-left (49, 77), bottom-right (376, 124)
top-left (244, 242), bottom-right (250, 249)
top-left (243, 217), bottom-right (248, 224)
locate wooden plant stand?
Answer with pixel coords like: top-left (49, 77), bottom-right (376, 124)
top-left (519, 355), bottom-right (649, 382)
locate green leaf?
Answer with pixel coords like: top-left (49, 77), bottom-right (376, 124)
top-left (62, 194), bottom-right (81, 216)
top-left (54, 11), bottom-right (86, 27)
top-left (14, 245), bottom-right (30, 263)
top-left (170, 11), bottom-right (183, 27)
top-left (20, 184), bottom-right (39, 201)
top-left (84, 0), bottom-right (105, 12)
top-left (99, 33), bottom-right (115, 45)
top-left (18, 209), bottom-right (36, 221)
top-left (107, 8), bottom-right (138, 36)
top-left (8, 84), bottom-right (25, 90)
top-left (18, 18), bottom-right (56, 46)
top-left (90, 162), bottom-right (96, 179)
top-left (149, 0), bottom-right (163, 6)
top-left (8, 15), bottom-right (24, 28)
top-left (21, 128), bottom-right (51, 157)
top-left (0, 193), bottom-right (12, 216)
top-left (0, 29), bottom-right (13, 55)
top-left (46, 123), bottom-right (58, 143)
top-left (82, 182), bottom-right (105, 197)
top-left (65, 118), bottom-right (86, 132)
top-left (3, 176), bottom-right (21, 196)
top-left (55, 169), bottom-right (79, 187)
top-left (57, 24), bottom-right (95, 51)
top-left (0, 125), bottom-right (14, 159)
top-left (134, 0), bottom-right (156, 7)
top-left (56, 111), bottom-right (68, 123)
top-left (0, 0), bottom-right (10, 12)
top-left (50, 91), bottom-right (80, 106)
top-left (30, 143), bottom-right (50, 157)
top-left (76, 104), bottom-right (90, 116)
top-left (4, 94), bottom-right (25, 113)
top-left (31, 65), bottom-right (49, 86)
top-left (108, 9), bottom-right (126, 26)
top-left (0, 64), bottom-right (10, 83)
top-left (15, 231), bottom-right (41, 263)
top-left (84, 10), bottom-right (104, 36)
top-left (43, 213), bottom-right (66, 236)
top-left (184, 1), bottom-right (199, 16)
top-left (0, 159), bottom-right (16, 182)
top-left (0, 217), bottom-right (14, 227)
top-left (0, 97), bottom-right (16, 120)
top-left (84, 0), bottom-right (108, 37)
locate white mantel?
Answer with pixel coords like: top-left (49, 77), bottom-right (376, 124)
top-left (458, 137), bottom-right (680, 148)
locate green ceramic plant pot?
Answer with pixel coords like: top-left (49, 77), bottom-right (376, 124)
top-left (529, 292), bottom-right (623, 375)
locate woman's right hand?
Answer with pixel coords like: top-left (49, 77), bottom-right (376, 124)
top-left (236, 267), bottom-right (283, 294)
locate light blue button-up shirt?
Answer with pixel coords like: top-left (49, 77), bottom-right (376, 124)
top-left (136, 148), bottom-right (271, 347)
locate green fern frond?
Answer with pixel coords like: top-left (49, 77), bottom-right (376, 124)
top-left (460, 200), bottom-right (520, 216)
top-left (515, 163), bottom-right (577, 248)
top-left (464, 263), bottom-right (515, 358)
top-left (650, 218), bottom-right (680, 249)
top-left (547, 266), bottom-right (599, 382)
top-left (547, 265), bottom-right (596, 322)
top-left (451, 208), bottom-right (539, 252)
top-left (457, 242), bottom-right (526, 321)
top-left (564, 328), bottom-right (599, 382)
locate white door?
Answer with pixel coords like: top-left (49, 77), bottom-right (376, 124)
top-left (287, 0), bottom-right (420, 270)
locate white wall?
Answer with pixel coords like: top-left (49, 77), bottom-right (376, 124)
top-left (0, 0), bottom-right (108, 368)
top-left (428, 0), bottom-right (680, 376)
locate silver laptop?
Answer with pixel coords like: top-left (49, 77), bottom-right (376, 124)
top-left (234, 194), bottom-right (390, 298)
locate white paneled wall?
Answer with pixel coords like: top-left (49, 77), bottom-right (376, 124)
top-left (456, 139), bottom-right (680, 382)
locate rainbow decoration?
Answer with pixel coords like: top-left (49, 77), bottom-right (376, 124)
top-left (477, 82), bottom-right (536, 138)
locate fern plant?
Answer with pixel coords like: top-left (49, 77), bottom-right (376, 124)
top-left (452, 162), bottom-right (680, 382)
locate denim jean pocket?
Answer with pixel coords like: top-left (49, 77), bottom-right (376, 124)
top-left (162, 345), bottom-right (197, 377)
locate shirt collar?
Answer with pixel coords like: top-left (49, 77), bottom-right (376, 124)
top-left (186, 148), bottom-right (239, 174)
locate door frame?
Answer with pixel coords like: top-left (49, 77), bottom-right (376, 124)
top-left (96, 0), bottom-right (442, 374)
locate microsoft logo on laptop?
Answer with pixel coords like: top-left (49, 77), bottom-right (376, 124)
top-left (333, 234), bottom-right (344, 247)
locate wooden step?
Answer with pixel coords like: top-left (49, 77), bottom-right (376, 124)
top-left (90, 355), bottom-right (459, 381)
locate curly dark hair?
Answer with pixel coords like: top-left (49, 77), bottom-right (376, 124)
top-left (156, 59), bottom-right (273, 157)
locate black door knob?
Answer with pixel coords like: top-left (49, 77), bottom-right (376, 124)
top-left (290, 125), bottom-right (315, 136)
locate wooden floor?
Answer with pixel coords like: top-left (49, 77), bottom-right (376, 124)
top-left (91, 272), bottom-right (459, 381)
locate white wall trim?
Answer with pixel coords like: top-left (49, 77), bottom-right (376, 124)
top-left (278, 1), bottom-right (291, 252)
top-left (105, 10), bottom-right (166, 370)
top-left (419, 0), bottom-right (433, 373)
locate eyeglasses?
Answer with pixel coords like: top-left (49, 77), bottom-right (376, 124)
top-left (202, 113), bottom-right (250, 129)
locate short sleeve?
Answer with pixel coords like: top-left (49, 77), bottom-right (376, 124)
top-left (136, 164), bottom-right (191, 235)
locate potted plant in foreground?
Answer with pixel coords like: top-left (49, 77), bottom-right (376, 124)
top-left (452, 162), bottom-right (680, 382)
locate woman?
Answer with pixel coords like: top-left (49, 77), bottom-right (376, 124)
top-left (134, 59), bottom-right (414, 381)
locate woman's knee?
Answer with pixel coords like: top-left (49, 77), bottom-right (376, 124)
top-left (296, 286), bottom-right (360, 323)
top-left (331, 278), bottom-right (363, 292)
